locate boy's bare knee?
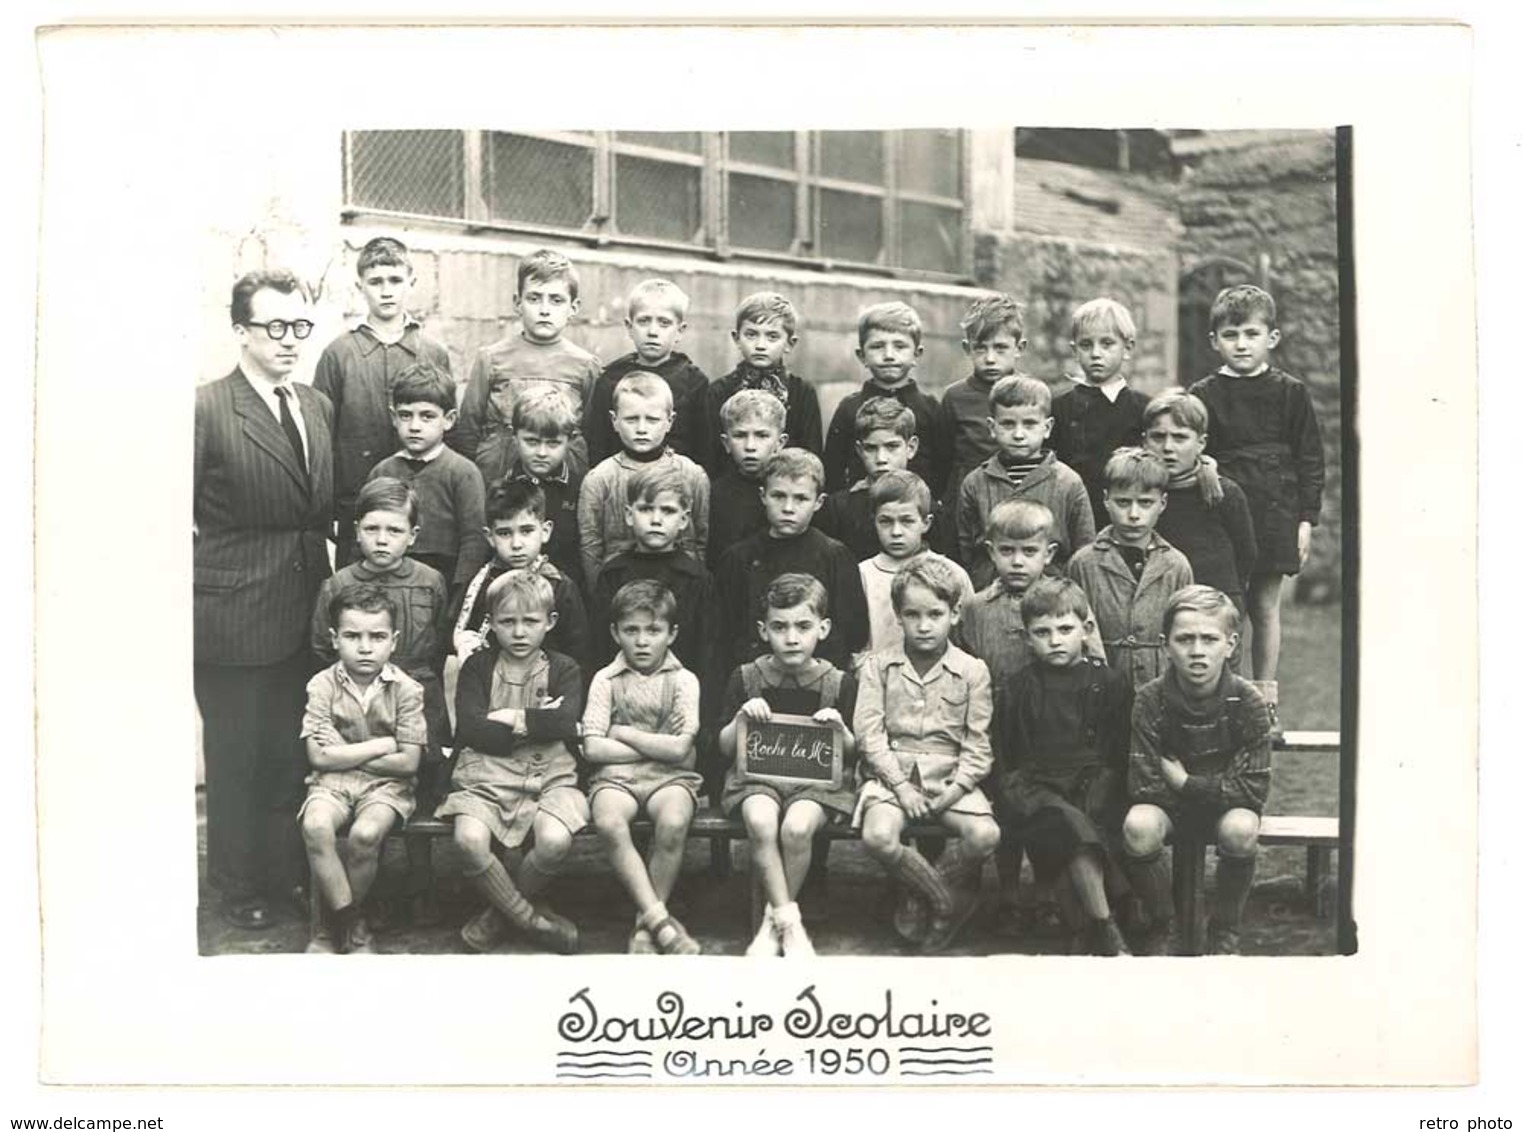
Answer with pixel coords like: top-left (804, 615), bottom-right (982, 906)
top-left (965, 819), bottom-right (1001, 858)
top-left (452, 823), bottom-right (491, 864)
top-left (301, 810), bottom-right (338, 852)
top-left (1122, 807), bottom-right (1167, 857)
top-left (1217, 810), bottom-right (1260, 856)
top-left (779, 806), bottom-right (823, 846)
top-left (861, 820), bottom-right (900, 859)
top-left (535, 823), bottom-right (574, 862)
top-left (652, 811), bottom-right (692, 850)
top-left (347, 821), bottom-right (386, 858)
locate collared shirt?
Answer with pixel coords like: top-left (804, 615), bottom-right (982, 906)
top-left (358, 313), bottom-right (422, 346)
top-left (243, 370), bottom-right (310, 461)
top-left (391, 441), bottom-right (447, 464)
top-left (582, 651), bottom-right (700, 740)
top-left (1076, 373), bottom-right (1129, 403)
top-left (853, 643), bottom-right (993, 795)
top-left (300, 660), bottom-right (428, 752)
top-left (1217, 363), bottom-right (1270, 378)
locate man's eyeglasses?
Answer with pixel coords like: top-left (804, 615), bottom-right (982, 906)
top-left (244, 319), bottom-right (315, 341)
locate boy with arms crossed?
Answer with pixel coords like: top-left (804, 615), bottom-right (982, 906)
top-left (1122, 585), bottom-right (1272, 956)
top-left (300, 584), bottom-right (426, 953)
top-left (585, 580), bottom-right (706, 955)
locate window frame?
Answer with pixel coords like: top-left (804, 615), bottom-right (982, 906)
top-left (341, 128), bottom-right (975, 283)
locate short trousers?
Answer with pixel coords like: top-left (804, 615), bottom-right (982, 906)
top-left (435, 745), bottom-right (589, 849)
top-left (299, 769), bottom-right (416, 827)
top-left (1127, 799), bottom-right (1262, 846)
top-left (588, 767), bottom-right (704, 813)
top-left (719, 766), bottom-right (856, 822)
top-left (853, 779), bottom-right (995, 828)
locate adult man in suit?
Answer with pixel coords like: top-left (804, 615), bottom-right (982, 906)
top-left (194, 269), bottom-right (334, 930)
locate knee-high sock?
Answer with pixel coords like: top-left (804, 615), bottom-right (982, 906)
top-left (1126, 849), bottom-right (1174, 925)
top-left (1213, 851), bottom-right (1258, 929)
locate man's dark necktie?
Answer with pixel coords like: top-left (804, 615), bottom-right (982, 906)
top-left (273, 386), bottom-right (308, 478)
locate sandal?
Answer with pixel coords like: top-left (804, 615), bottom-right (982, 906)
top-left (646, 912), bottom-right (701, 956)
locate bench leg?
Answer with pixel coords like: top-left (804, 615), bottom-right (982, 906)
top-left (710, 835), bottom-right (733, 880)
top-left (1173, 840), bottom-right (1207, 956)
top-left (1306, 846), bottom-right (1331, 918)
top-left (404, 832), bottom-right (435, 890)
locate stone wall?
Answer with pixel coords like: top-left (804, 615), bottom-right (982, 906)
top-left (1176, 132), bottom-right (1343, 598)
top-left (973, 230), bottom-right (1180, 400)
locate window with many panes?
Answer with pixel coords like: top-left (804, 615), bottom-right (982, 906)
top-left (343, 129), bottom-right (971, 280)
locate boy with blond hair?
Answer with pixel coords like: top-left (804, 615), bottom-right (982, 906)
top-left (1051, 298), bottom-right (1152, 525)
top-left (956, 375), bottom-right (1095, 590)
top-left (315, 236), bottom-right (453, 568)
top-left (938, 293), bottom-right (1028, 501)
top-left (584, 279), bottom-right (711, 465)
top-left (823, 301), bottom-right (945, 495)
top-left (578, 372), bottom-right (710, 588)
top-left (701, 292), bottom-right (823, 476)
top-left (455, 249), bottom-right (601, 484)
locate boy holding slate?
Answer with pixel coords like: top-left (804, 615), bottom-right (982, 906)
top-left (717, 574), bottom-right (859, 959)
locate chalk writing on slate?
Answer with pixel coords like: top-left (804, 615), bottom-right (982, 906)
top-left (737, 713), bottom-right (844, 788)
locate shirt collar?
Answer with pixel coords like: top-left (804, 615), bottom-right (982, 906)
top-left (334, 661), bottom-right (400, 695)
top-left (755, 653), bottom-right (832, 688)
top-left (1217, 363), bottom-right (1270, 378)
top-left (352, 557), bottom-right (414, 581)
top-left (882, 643), bottom-right (970, 682)
top-left (396, 442), bottom-right (447, 463)
top-left (241, 368), bottom-right (299, 416)
top-left (1078, 373), bottom-right (1128, 402)
top-left (607, 651), bottom-right (684, 678)
top-left (1093, 525), bottom-right (1169, 554)
top-left (356, 316), bottom-right (421, 354)
top-left (511, 460), bottom-right (571, 485)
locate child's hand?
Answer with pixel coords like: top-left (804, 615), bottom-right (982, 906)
top-left (811, 707), bottom-right (844, 730)
top-left (925, 780), bottom-right (963, 815)
top-left (739, 697), bottom-right (772, 724)
top-left (894, 781), bottom-right (930, 819)
top-left (1297, 521), bottom-right (1312, 567)
top-left (1160, 757), bottom-right (1188, 791)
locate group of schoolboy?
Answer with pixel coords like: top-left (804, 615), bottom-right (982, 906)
top-left (298, 235), bottom-right (1323, 961)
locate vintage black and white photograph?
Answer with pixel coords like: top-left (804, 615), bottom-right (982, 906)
top-left (191, 122), bottom-right (1351, 962)
top-left (31, 21), bottom-right (1480, 1092)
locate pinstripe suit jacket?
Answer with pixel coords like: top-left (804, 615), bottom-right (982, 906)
top-left (194, 368), bottom-right (335, 666)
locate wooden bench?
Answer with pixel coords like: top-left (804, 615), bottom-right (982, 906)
top-left (397, 729), bottom-right (1342, 951)
top-left (1172, 730), bottom-right (1342, 955)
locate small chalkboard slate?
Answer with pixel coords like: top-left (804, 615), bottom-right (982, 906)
top-left (736, 713), bottom-right (844, 789)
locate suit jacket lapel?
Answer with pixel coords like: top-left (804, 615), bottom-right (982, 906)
top-left (231, 369), bottom-right (308, 494)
